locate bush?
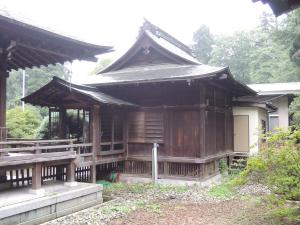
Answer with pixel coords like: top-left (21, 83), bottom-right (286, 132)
top-left (236, 127), bottom-right (300, 221)
top-left (6, 106), bottom-right (42, 138)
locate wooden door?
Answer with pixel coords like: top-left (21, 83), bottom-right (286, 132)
top-left (233, 115), bottom-right (249, 152)
top-left (169, 110), bottom-right (200, 157)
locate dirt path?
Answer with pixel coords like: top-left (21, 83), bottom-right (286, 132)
top-left (110, 198), bottom-right (284, 225)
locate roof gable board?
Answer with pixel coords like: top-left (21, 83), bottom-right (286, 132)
top-left (99, 21), bottom-right (200, 73)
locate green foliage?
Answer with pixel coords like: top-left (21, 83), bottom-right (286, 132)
top-left (89, 58), bottom-right (113, 75)
top-left (208, 183), bottom-right (234, 199)
top-left (235, 128), bottom-right (300, 222)
top-left (193, 11), bottom-right (300, 84)
top-left (6, 106), bottom-right (42, 138)
top-left (289, 95), bottom-right (300, 126)
top-left (192, 25), bottom-right (214, 64)
top-left (35, 116), bottom-right (50, 139)
top-left (7, 64), bottom-right (71, 110)
top-left (218, 158), bottom-right (228, 175)
top-left (35, 110), bottom-right (84, 139)
top-left (208, 175), bottom-right (240, 199)
top-left (103, 183), bottom-right (189, 197)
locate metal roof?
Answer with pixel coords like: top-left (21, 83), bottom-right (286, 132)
top-left (22, 77), bottom-right (136, 107)
top-left (248, 82), bottom-right (300, 95)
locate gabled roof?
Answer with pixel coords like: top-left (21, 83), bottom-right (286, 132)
top-left (0, 14), bottom-right (113, 71)
top-left (99, 20), bottom-right (199, 73)
top-left (248, 82), bottom-right (300, 95)
top-left (22, 77), bottom-right (136, 108)
top-left (88, 21), bottom-right (255, 97)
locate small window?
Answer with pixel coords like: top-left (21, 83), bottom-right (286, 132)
top-left (269, 115), bottom-right (279, 132)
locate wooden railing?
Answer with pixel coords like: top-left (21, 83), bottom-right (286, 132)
top-left (100, 141), bottom-right (125, 156)
top-left (0, 139), bottom-right (93, 167)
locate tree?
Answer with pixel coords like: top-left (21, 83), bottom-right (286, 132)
top-left (6, 106), bottom-right (42, 138)
top-left (205, 10), bottom-right (300, 84)
top-left (209, 31), bottom-right (255, 83)
top-left (89, 58), bottom-right (112, 75)
top-left (192, 25), bottom-right (214, 64)
top-left (7, 64), bottom-right (71, 109)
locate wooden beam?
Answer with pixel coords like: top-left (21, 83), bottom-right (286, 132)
top-left (58, 107), bottom-right (67, 139)
top-left (199, 84), bottom-right (206, 158)
top-left (0, 71), bottom-right (8, 141)
top-left (91, 105), bottom-right (100, 183)
top-left (66, 160), bottom-right (76, 182)
top-left (32, 162), bottom-right (42, 189)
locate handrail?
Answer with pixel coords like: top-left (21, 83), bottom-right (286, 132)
top-left (0, 143), bottom-right (92, 153)
top-left (0, 138), bottom-right (77, 145)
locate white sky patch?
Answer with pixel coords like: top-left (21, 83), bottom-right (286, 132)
top-left (0, 0), bottom-right (273, 84)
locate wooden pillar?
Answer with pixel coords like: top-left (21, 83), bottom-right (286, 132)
top-left (32, 163), bottom-right (42, 189)
top-left (0, 71), bottom-right (8, 141)
top-left (90, 105), bottom-right (100, 183)
top-left (58, 107), bottom-right (67, 139)
top-left (123, 111), bottom-right (128, 158)
top-left (66, 160), bottom-right (76, 182)
top-left (199, 84), bottom-right (206, 158)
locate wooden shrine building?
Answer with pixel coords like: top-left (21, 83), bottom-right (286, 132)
top-left (24, 21), bottom-right (256, 181)
top-left (0, 14), bottom-right (112, 191)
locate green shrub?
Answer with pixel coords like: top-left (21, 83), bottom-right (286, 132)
top-left (6, 106), bottom-right (42, 138)
top-left (219, 158), bottom-right (228, 174)
top-left (235, 127), bottom-right (300, 222)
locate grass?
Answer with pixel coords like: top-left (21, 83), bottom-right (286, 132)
top-left (102, 205), bottom-right (133, 214)
top-left (208, 183), bottom-right (234, 198)
top-left (103, 182), bottom-right (190, 196)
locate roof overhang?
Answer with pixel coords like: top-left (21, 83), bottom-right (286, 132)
top-left (233, 100), bottom-right (277, 112)
top-left (87, 64), bottom-right (256, 97)
top-left (22, 77), bottom-right (136, 109)
top-left (253, 0), bottom-right (300, 16)
top-left (0, 14), bottom-right (113, 71)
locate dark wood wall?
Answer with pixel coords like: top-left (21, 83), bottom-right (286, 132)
top-left (100, 80), bottom-right (233, 159)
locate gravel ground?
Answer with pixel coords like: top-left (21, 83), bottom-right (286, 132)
top-left (42, 183), bottom-right (278, 225)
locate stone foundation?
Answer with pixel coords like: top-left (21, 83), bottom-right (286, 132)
top-left (0, 182), bottom-right (103, 225)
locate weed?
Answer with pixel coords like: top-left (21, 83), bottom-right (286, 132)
top-left (102, 205), bottom-right (133, 214)
top-left (146, 203), bottom-right (161, 213)
top-left (208, 183), bottom-right (234, 198)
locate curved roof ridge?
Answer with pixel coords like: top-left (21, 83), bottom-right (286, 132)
top-left (98, 20), bottom-right (199, 74)
top-left (140, 19), bottom-right (193, 56)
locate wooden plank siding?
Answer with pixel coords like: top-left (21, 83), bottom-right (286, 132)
top-left (123, 81), bottom-right (233, 161)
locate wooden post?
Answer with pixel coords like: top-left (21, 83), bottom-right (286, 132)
top-left (199, 84), bottom-right (206, 158)
top-left (91, 105), bottom-right (100, 183)
top-left (58, 107), bottom-right (67, 139)
top-left (32, 162), bottom-right (42, 189)
top-left (66, 160), bottom-right (76, 183)
top-left (123, 111), bottom-right (128, 158)
top-left (0, 71), bottom-right (8, 141)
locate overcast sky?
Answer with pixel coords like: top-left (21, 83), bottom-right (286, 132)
top-left (0, 0), bottom-right (273, 83)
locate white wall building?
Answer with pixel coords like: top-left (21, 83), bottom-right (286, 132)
top-left (248, 82), bottom-right (300, 131)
